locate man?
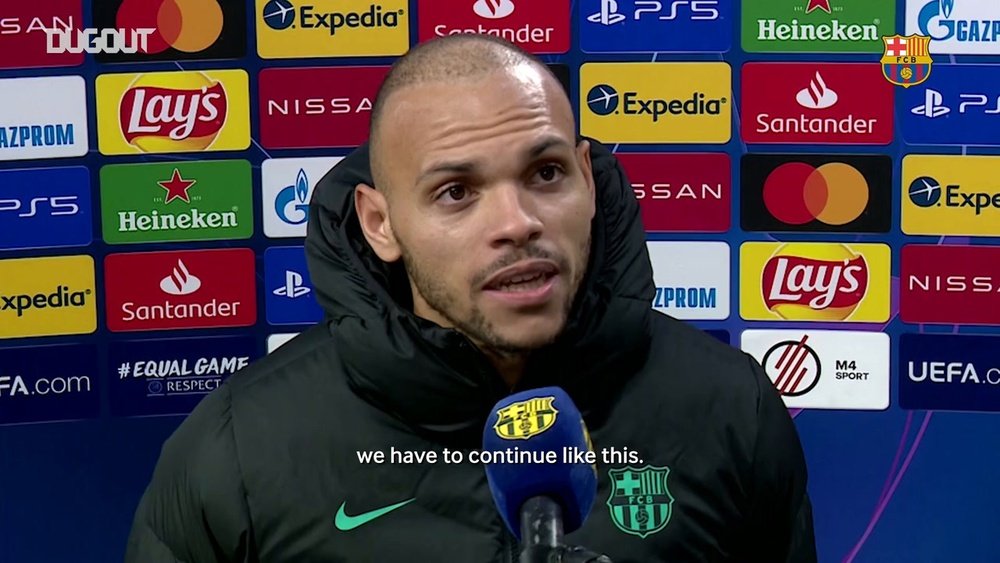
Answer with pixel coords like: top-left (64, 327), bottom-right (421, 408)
top-left (126, 34), bottom-right (816, 562)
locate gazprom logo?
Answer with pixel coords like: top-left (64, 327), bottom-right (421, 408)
top-left (275, 168), bottom-right (310, 226)
top-left (918, 0), bottom-right (1000, 43)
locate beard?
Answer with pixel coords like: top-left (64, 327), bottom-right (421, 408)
top-left (398, 233), bottom-right (591, 357)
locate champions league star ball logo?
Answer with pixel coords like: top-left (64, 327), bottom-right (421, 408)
top-left (881, 34), bottom-right (934, 88)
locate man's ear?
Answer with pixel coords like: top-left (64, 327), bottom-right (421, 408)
top-left (354, 183), bottom-right (401, 262)
top-left (576, 139), bottom-right (597, 216)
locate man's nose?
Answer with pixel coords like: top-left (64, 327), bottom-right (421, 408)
top-left (485, 183), bottom-right (543, 247)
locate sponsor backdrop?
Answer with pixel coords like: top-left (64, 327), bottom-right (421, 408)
top-left (1, 0), bottom-right (998, 561)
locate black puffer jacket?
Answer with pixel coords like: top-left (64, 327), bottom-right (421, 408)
top-left (125, 138), bottom-right (817, 562)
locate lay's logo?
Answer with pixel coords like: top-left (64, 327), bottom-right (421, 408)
top-left (741, 242), bottom-right (891, 322)
top-left (97, 70), bottom-right (250, 155)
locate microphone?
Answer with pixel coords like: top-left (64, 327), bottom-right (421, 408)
top-left (482, 386), bottom-right (612, 562)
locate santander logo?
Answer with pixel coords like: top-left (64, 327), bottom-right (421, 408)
top-left (474, 0), bottom-right (515, 19)
top-left (761, 246), bottom-right (870, 321)
top-left (159, 260), bottom-right (201, 295)
top-left (795, 71), bottom-right (838, 110)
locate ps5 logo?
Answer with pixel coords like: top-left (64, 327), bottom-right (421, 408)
top-left (911, 89), bottom-right (1000, 118)
top-left (588, 0), bottom-right (719, 25)
top-left (0, 196), bottom-right (79, 218)
top-left (273, 270), bottom-right (311, 298)
top-left (275, 169), bottom-right (310, 226)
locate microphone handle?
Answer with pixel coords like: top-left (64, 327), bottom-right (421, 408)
top-left (519, 496), bottom-right (563, 563)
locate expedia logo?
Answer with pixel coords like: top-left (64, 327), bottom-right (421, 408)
top-left (493, 396), bottom-right (558, 440)
top-left (263, 1), bottom-right (404, 35)
top-left (586, 84), bottom-right (726, 122)
top-left (0, 285), bottom-right (92, 317)
top-left (908, 176), bottom-right (1000, 215)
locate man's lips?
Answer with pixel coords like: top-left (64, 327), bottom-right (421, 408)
top-left (481, 260), bottom-right (560, 290)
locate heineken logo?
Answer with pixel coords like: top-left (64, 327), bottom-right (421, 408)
top-left (100, 160), bottom-right (253, 245)
top-left (743, 0), bottom-right (895, 53)
top-left (607, 465), bottom-right (675, 539)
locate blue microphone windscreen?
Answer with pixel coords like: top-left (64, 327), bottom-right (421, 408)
top-left (482, 386), bottom-right (598, 540)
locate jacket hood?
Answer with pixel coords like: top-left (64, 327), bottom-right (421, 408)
top-left (305, 138), bottom-right (655, 447)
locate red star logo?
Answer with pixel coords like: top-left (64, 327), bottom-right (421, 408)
top-left (157, 168), bottom-right (196, 204)
top-left (806, 0), bottom-right (832, 13)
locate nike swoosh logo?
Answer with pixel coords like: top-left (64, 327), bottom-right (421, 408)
top-left (334, 498), bottom-right (415, 531)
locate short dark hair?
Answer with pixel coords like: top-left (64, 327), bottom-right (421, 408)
top-left (367, 34), bottom-right (562, 194)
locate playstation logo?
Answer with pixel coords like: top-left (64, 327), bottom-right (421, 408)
top-left (263, 0), bottom-right (296, 30)
top-left (586, 84), bottom-right (619, 115)
top-left (588, 0), bottom-right (627, 25)
top-left (911, 89), bottom-right (951, 118)
top-left (908, 176), bottom-right (943, 207)
top-left (273, 270), bottom-right (311, 298)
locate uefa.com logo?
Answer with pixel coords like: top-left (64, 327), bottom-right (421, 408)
top-left (44, 27), bottom-right (155, 54)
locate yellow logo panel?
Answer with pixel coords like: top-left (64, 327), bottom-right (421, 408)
top-left (0, 256), bottom-right (96, 339)
top-left (256, 0), bottom-right (409, 59)
top-left (494, 396), bottom-right (558, 440)
top-left (740, 242), bottom-right (891, 323)
top-left (902, 155), bottom-right (1000, 236)
top-left (95, 70), bottom-right (251, 156)
top-left (580, 62), bottom-right (731, 144)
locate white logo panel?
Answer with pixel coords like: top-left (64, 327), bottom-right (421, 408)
top-left (647, 241), bottom-right (729, 320)
top-left (741, 329), bottom-right (890, 410)
top-left (0, 76), bottom-right (89, 162)
top-left (262, 157), bottom-right (344, 238)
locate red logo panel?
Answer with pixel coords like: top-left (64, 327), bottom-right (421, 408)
top-left (258, 66), bottom-right (389, 149)
top-left (0, 0), bottom-right (83, 69)
top-left (104, 248), bottom-right (256, 332)
top-left (417, 0), bottom-right (570, 54)
top-left (616, 153), bottom-right (730, 232)
top-left (741, 63), bottom-right (893, 145)
top-left (901, 245), bottom-right (1000, 326)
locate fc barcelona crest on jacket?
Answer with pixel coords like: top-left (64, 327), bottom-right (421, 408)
top-left (881, 34), bottom-right (933, 88)
top-left (607, 466), bottom-right (675, 539)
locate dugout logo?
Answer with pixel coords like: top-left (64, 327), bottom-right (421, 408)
top-left (419, 0), bottom-right (569, 54)
top-left (740, 242), bottom-right (891, 322)
top-left (901, 244), bottom-right (1000, 326)
top-left (741, 63), bottom-right (894, 145)
top-left (259, 67), bottom-right (386, 149)
top-left (0, 76), bottom-right (89, 162)
top-left (100, 160), bottom-right (253, 244)
top-left (0, 256), bottom-right (96, 340)
top-left (647, 241), bottom-right (730, 320)
top-left (104, 249), bottom-right (256, 332)
top-left (743, 0), bottom-right (894, 53)
top-left (89, 0), bottom-right (246, 62)
top-left (902, 155), bottom-right (1000, 236)
top-left (96, 70), bottom-right (250, 155)
top-left (741, 329), bottom-right (890, 410)
top-left (257, 0), bottom-right (408, 58)
top-left (0, 1), bottom-right (83, 69)
top-left (0, 167), bottom-right (92, 251)
top-left (617, 153), bottom-right (730, 232)
top-left (580, 0), bottom-right (731, 53)
top-left (741, 154), bottom-right (892, 233)
top-left (581, 62), bottom-right (731, 143)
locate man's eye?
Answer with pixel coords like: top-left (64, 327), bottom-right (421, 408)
top-left (440, 185), bottom-right (467, 201)
top-left (537, 164), bottom-right (563, 182)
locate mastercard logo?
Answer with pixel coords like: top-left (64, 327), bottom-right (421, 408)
top-left (116, 0), bottom-right (224, 54)
top-left (763, 162), bottom-right (869, 226)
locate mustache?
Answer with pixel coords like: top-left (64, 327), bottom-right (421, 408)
top-left (471, 244), bottom-right (568, 288)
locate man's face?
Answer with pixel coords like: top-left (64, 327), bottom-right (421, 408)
top-left (372, 65), bottom-right (596, 355)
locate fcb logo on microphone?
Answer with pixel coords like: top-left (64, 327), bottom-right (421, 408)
top-left (493, 396), bottom-right (558, 440)
top-left (96, 69), bottom-right (250, 155)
